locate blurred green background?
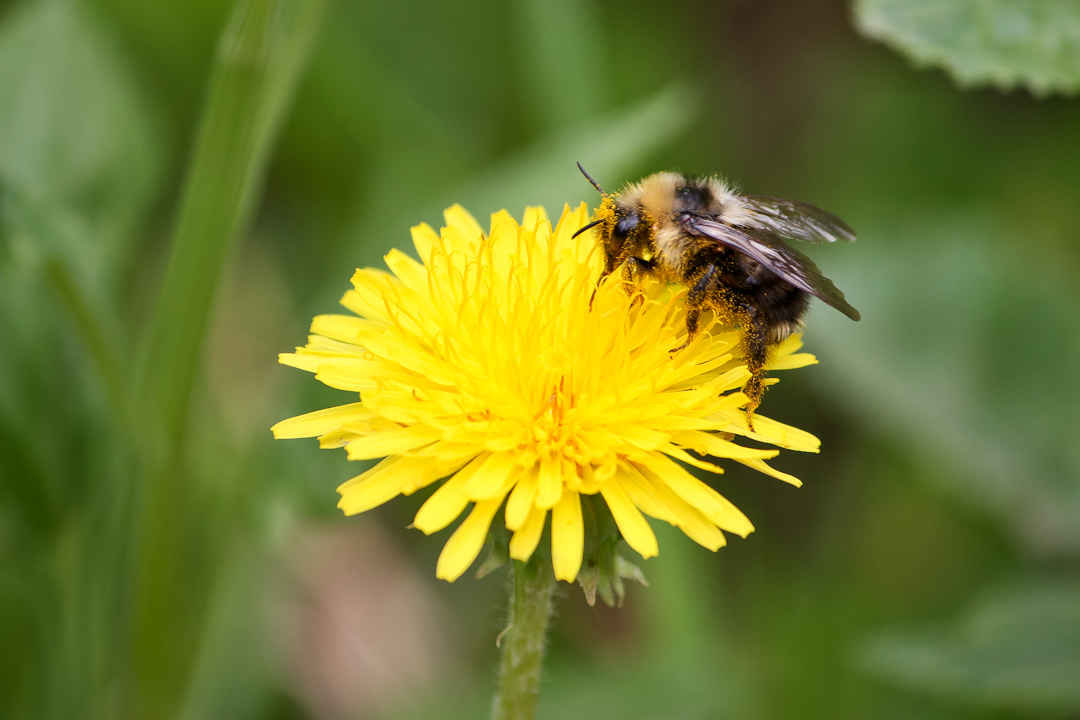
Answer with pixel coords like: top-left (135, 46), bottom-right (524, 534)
top-left (1, 0), bottom-right (1079, 718)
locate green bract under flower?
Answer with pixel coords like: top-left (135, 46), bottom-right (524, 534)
top-left (273, 203), bottom-right (820, 582)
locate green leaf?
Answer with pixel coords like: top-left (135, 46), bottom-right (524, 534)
top-left (0, 0), bottom-right (157, 433)
top-left (853, 0), bottom-right (1080, 96)
top-left (1, 190), bottom-right (129, 419)
top-left (0, 0), bottom-right (161, 259)
top-left (858, 579), bottom-right (1080, 710)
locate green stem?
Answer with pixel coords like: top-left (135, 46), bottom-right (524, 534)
top-left (136, 0), bottom-right (323, 451)
top-left (492, 558), bottom-right (557, 720)
top-left (122, 1), bottom-right (323, 716)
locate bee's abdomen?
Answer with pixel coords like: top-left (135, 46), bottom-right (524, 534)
top-left (756, 278), bottom-right (807, 343)
top-left (726, 255), bottom-right (810, 342)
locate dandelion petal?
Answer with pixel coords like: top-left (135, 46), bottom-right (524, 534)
top-left (436, 498), bottom-right (503, 582)
top-left (336, 456), bottom-right (442, 516)
top-left (535, 455), bottom-right (563, 509)
top-left (551, 490), bottom-right (584, 582)
top-left (509, 506), bottom-right (547, 561)
top-left (463, 452), bottom-right (521, 500)
top-left (601, 480), bottom-right (659, 559)
top-left (505, 467), bottom-right (539, 531)
top-left (275, 203), bottom-right (827, 581)
top-left (271, 402), bottom-right (370, 439)
top-left (412, 457), bottom-right (487, 534)
top-left (642, 455), bottom-right (754, 537)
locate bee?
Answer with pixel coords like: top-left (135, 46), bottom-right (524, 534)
top-left (573, 163), bottom-right (860, 426)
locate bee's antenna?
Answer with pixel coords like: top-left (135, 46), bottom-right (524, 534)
top-left (576, 162), bottom-right (605, 195)
top-left (571, 218), bottom-right (604, 239)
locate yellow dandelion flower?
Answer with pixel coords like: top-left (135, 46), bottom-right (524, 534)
top-left (273, 203), bottom-right (821, 583)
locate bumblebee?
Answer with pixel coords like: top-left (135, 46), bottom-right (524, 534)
top-left (574, 164), bottom-right (860, 425)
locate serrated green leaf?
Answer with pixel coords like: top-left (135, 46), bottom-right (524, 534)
top-left (854, 0), bottom-right (1080, 96)
top-left (858, 579), bottom-right (1080, 710)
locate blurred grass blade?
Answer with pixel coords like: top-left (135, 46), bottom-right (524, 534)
top-left (46, 259), bottom-right (126, 416)
top-left (339, 82), bottom-right (696, 292)
top-left (138, 0), bottom-right (324, 447)
top-left (513, 0), bottom-right (609, 133)
top-left (1, 188), bottom-right (130, 426)
top-left (124, 1), bottom-right (322, 717)
top-left (450, 82), bottom-right (698, 217)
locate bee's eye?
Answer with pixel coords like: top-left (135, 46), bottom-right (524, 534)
top-left (677, 185), bottom-right (707, 207)
top-left (614, 213), bottom-right (639, 237)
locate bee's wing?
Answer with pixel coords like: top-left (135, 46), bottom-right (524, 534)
top-left (686, 217), bottom-right (861, 321)
top-left (739, 196), bottom-right (856, 244)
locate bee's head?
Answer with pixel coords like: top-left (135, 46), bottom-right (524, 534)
top-left (673, 181), bottom-right (712, 217)
top-left (575, 195), bottom-right (621, 250)
top-left (612, 202), bottom-right (642, 241)
top-left (572, 163), bottom-right (656, 272)
top-left (605, 195), bottom-right (657, 261)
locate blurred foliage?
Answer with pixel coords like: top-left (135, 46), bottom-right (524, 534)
top-left (811, 215), bottom-right (1080, 557)
top-left (854, 0), bottom-right (1080, 96)
top-left (858, 578), bottom-right (1080, 711)
top-left (0, 0), bottom-right (1079, 719)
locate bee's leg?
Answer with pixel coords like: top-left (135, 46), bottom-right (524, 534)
top-left (601, 249), bottom-right (619, 281)
top-left (670, 264), bottom-right (715, 352)
top-left (622, 255), bottom-right (654, 283)
top-left (740, 308), bottom-right (770, 432)
top-left (617, 255), bottom-right (635, 287)
top-left (592, 251), bottom-right (620, 308)
top-left (616, 256), bottom-right (655, 313)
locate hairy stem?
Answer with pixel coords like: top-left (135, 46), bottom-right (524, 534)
top-left (491, 558), bottom-right (557, 720)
